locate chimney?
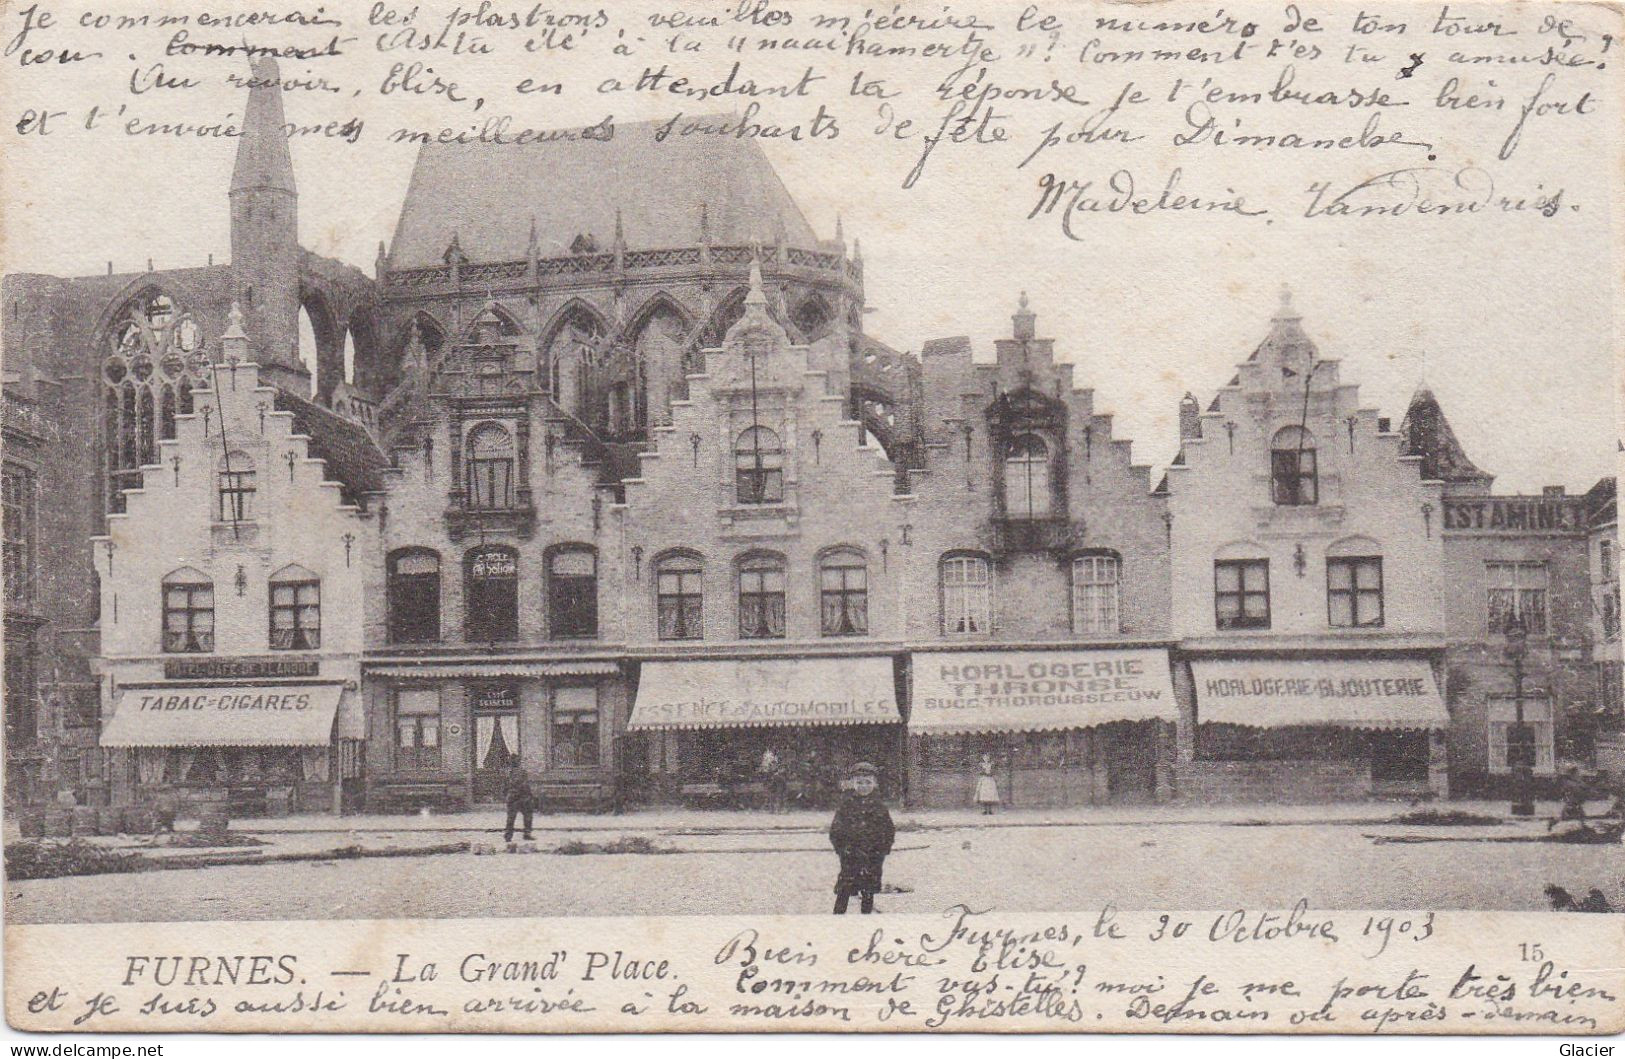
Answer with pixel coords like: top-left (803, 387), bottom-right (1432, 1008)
top-left (1179, 392), bottom-right (1202, 440)
top-left (1544, 485), bottom-right (1566, 498)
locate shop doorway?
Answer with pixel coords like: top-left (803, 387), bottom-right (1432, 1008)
top-left (473, 713), bottom-right (519, 801)
top-left (1102, 721), bottom-right (1158, 802)
top-left (1369, 729), bottom-right (1431, 786)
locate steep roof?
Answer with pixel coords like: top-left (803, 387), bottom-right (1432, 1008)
top-left (232, 57), bottom-right (296, 194)
top-left (1586, 476), bottom-right (1617, 529)
top-left (273, 389), bottom-right (387, 505)
top-left (1400, 386), bottom-right (1491, 485)
top-left (387, 118), bottom-right (818, 269)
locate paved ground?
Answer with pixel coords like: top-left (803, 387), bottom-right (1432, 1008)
top-left (6, 802), bottom-right (1621, 923)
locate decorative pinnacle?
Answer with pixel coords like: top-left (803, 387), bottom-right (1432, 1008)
top-left (746, 252), bottom-right (768, 309)
top-left (223, 301), bottom-right (247, 340)
top-left (1274, 283), bottom-right (1300, 320)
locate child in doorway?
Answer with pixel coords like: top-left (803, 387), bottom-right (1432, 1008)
top-left (829, 762), bottom-right (895, 915)
top-left (975, 753), bottom-right (1000, 815)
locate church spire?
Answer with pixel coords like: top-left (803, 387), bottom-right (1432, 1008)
top-left (231, 57), bottom-right (295, 195)
top-left (228, 55), bottom-right (303, 393)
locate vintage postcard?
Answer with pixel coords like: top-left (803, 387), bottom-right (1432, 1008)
top-left (0, 0), bottom-right (1621, 1037)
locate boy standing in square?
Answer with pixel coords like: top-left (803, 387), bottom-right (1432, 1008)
top-left (829, 762), bottom-right (895, 914)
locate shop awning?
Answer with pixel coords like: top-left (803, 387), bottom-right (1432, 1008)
top-left (1191, 659), bottom-right (1448, 730)
top-left (100, 684), bottom-right (345, 748)
top-left (910, 648), bottom-right (1178, 734)
top-left (366, 661), bottom-right (619, 678)
top-left (627, 657), bottom-right (901, 730)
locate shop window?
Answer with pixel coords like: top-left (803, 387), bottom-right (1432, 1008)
top-left (465, 422), bottom-right (514, 510)
top-left (738, 553), bottom-right (787, 639)
top-left (394, 687), bottom-right (441, 771)
top-left (3, 462), bottom-right (36, 609)
top-left (1071, 553), bottom-right (1120, 635)
top-left (217, 451), bottom-right (255, 521)
top-left (1004, 434), bottom-right (1052, 519)
top-left (1199, 724), bottom-right (1361, 761)
top-left (656, 553), bottom-right (703, 640)
top-left (1487, 561), bottom-right (1548, 635)
top-left (1215, 559), bottom-right (1269, 630)
top-left (1270, 426), bottom-right (1317, 506)
top-left (1487, 697), bottom-right (1556, 775)
top-left (268, 564), bottom-right (321, 649)
top-left (941, 553), bottom-right (991, 636)
top-left (819, 550), bottom-right (868, 636)
top-left (465, 545), bottom-right (518, 642)
top-left (162, 568), bottom-right (214, 652)
top-left (551, 685), bottom-right (600, 767)
top-left (734, 426), bottom-right (784, 504)
top-left (1327, 556), bottom-right (1383, 628)
top-left (548, 546), bottom-right (598, 639)
top-left (1601, 538), bottom-right (1617, 582)
top-left (388, 549), bottom-right (441, 643)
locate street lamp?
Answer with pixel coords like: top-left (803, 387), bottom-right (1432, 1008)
top-left (1503, 609), bottom-right (1537, 818)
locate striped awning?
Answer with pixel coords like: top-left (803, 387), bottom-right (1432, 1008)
top-left (628, 657), bottom-right (901, 730)
top-left (367, 661), bottom-right (619, 678)
top-left (101, 685), bottom-right (343, 748)
top-left (1192, 658), bottom-right (1449, 729)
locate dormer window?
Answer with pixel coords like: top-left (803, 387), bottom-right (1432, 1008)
top-left (1005, 434), bottom-right (1052, 519)
top-left (1270, 427), bottom-right (1318, 506)
top-left (735, 427), bottom-right (784, 505)
top-left (217, 452), bottom-right (255, 522)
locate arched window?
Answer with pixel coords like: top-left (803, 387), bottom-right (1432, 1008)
top-left (941, 553), bottom-right (991, 636)
top-left (388, 548), bottom-right (440, 644)
top-left (734, 426), bottom-right (784, 504)
top-left (1071, 553), bottom-right (1120, 636)
top-left (465, 546), bottom-right (518, 642)
top-left (819, 549), bottom-right (869, 636)
top-left (465, 423), bottom-right (514, 510)
top-left (269, 564), bottom-right (321, 650)
top-left (162, 568), bottom-right (214, 653)
top-left (1271, 426), bottom-right (1318, 506)
top-left (738, 553), bottom-right (787, 639)
top-left (548, 546), bottom-right (598, 639)
top-left (217, 451), bottom-right (255, 522)
top-left (1005, 434), bottom-right (1051, 519)
top-left (656, 552), bottom-right (703, 640)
